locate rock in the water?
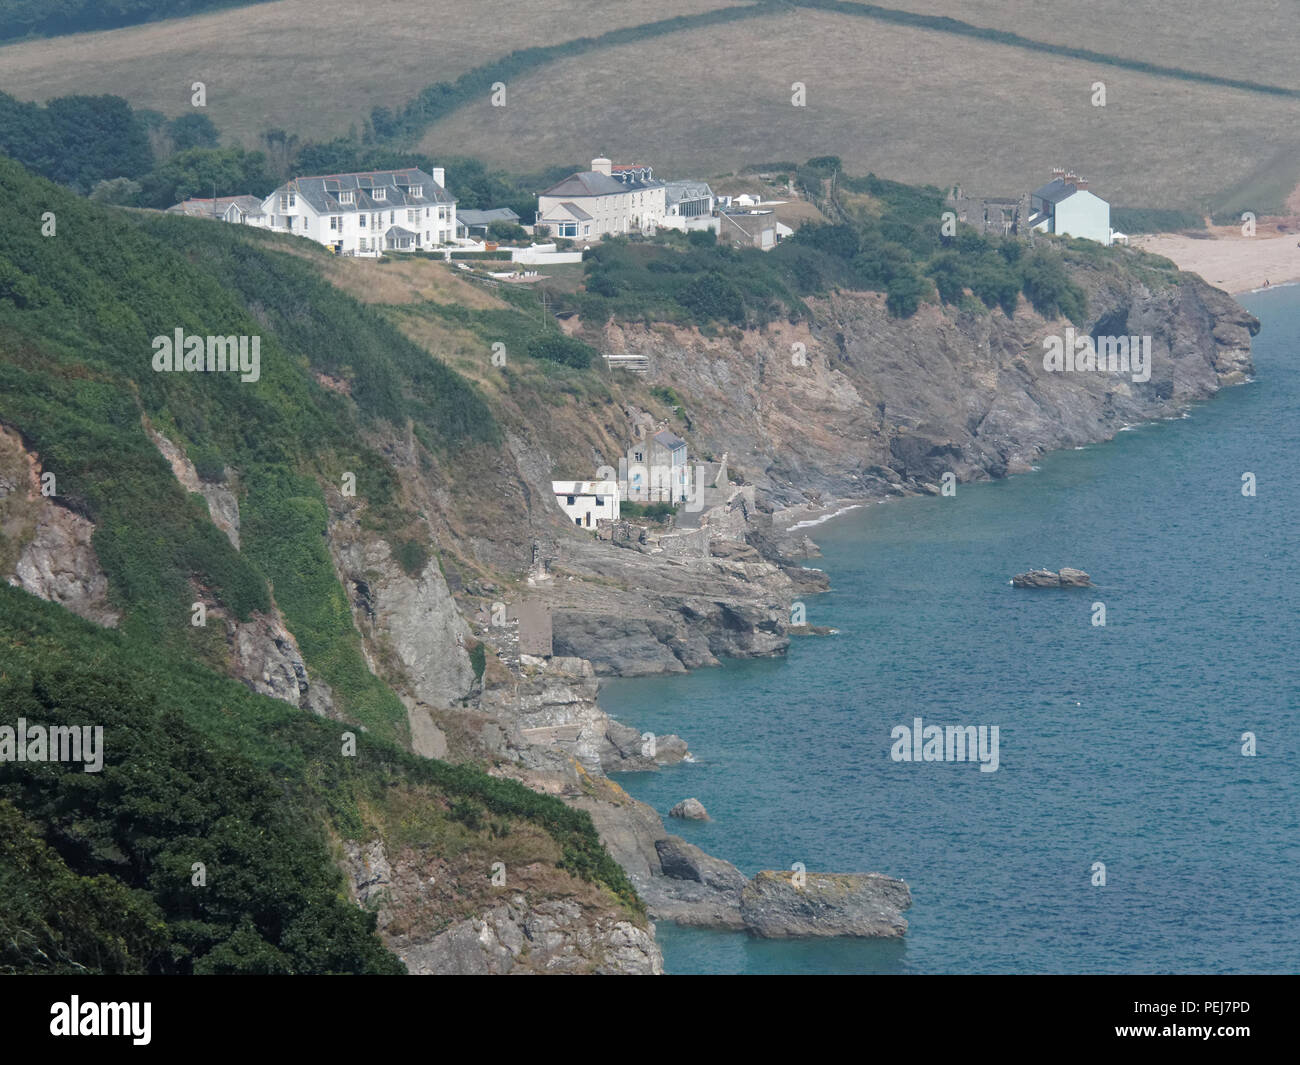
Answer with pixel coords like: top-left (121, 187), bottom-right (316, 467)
top-left (669, 797), bottom-right (710, 821)
top-left (1011, 568), bottom-right (1091, 588)
top-left (655, 837), bottom-right (747, 893)
top-left (740, 870), bottom-right (911, 938)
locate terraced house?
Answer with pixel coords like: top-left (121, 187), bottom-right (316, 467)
top-left (260, 167), bottom-right (458, 256)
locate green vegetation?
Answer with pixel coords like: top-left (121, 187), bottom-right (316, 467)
top-left (0, 586), bottom-right (639, 973)
top-left (620, 501), bottom-right (676, 522)
top-left (0, 157), bottom-right (494, 740)
top-left (559, 163), bottom-right (1089, 325)
top-left (0, 91), bottom-right (152, 193)
top-left (1110, 207), bottom-right (1206, 234)
top-left (0, 0), bottom-right (275, 43)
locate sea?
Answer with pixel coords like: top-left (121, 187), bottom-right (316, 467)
top-left (602, 285), bottom-right (1300, 974)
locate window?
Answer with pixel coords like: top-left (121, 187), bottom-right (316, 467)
top-left (412, 186), bottom-right (423, 198)
top-left (408, 209), bottom-right (419, 223)
top-left (359, 214), bottom-right (367, 227)
top-left (574, 517), bottom-right (582, 526)
top-left (634, 451), bottom-right (644, 462)
top-left (583, 224), bottom-right (591, 236)
top-left (372, 188), bottom-right (386, 200)
top-left (330, 216), bottom-right (340, 231)
top-left (279, 192), bottom-right (295, 210)
top-left (340, 190), bottom-right (353, 204)
top-left (566, 496), bottom-right (576, 506)
top-left (359, 237), bottom-right (368, 252)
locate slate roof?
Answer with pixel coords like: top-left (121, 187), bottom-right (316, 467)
top-left (458, 207), bottom-right (520, 226)
top-left (167, 195), bottom-right (264, 218)
top-left (538, 201), bottom-right (593, 222)
top-left (654, 430), bottom-right (687, 451)
top-left (1031, 178), bottom-right (1079, 204)
top-left (276, 168), bottom-right (454, 214)
top-left (539, 171), bottom-right (629, 198)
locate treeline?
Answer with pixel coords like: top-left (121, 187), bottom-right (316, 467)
top-left (0, 0), bottom-right (274, 43)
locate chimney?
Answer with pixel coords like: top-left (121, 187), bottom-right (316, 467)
top-left (431, 167), bottom-right (445, 188)
top-left (592, 156), bottom-right (613, 176)
top-left (1064, 170), bottom-right (1078, 185)
top-left (1051, 167), bottom-right (1066, 182)
top-left (1075, 177), bottom-right (1088, 191)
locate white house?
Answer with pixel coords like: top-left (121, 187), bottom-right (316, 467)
top-left (260, 168), bottom-right (457, 257)
top-left (536, 157), bottom-right (665, 240)
top-left (553, 480), bottom-right (620, 529)
top-left (1029, 170), bottom-right (1111, 246)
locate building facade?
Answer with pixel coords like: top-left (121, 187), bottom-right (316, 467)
top-left (1029, 171), bottom-right (1111, 246)
top-left (259, 168), bottom-right (457, 257)
top-left (553, 480), bottom-right (620, 528)
top-left (536, 157), bottom-right (666, 240)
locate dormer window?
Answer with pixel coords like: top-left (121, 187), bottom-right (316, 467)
top-left (340, 190), bottom-right (354, 204)
top-left (372, 188), bottom-right (386, 201)
top-left (412, 186), bottom-right (423, 199)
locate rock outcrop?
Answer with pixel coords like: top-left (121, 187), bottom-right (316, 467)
top-left (669, 798), bottom-right (710, 821)
top-left (1012, 567), bottom-right (1092, 588)
top-left (740, 871), bottom-right (912, 938)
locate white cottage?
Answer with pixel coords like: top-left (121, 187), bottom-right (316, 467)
top-left (553, 480), bottom-right (620, 529)
top-left (536, 157), bottom-right (665, 239)
top-left (260, 168), bottom-right (457, 257)
top-left (1029, 171), bottom-right (1111, 246)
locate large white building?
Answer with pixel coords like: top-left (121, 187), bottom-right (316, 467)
top-left (1029, 171), bottom-right (1111, 246)
top-left (260, 168), bottom-right (457, 256)
top-left (536, 157), bottom-right (666, 240)
top-left (553, 480), bottom-right (620, 529)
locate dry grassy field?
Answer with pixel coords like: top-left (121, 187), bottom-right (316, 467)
top-left (0, 0), bottom-right (745, 146)
top-left (3, 0), bottom-right (1296, 213)
top-left (417, 4), bottom-right (1300, 212)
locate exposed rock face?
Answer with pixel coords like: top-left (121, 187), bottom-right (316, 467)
top-left (147, 426), bottom-right (241, 549)
top-left (740, 871), bottom-right (912, 938)
top-left (223, 608), bottom-right (336, 716)
top-left (0, 425), bottom-right (119, 627)
top-left (598, 270), bottom-right (1256, 505)
top-left (669, 798), bottom-right (710, 821)
top-left (1012, 567), bottom-right (1092, 588)
top-left (329, 512), bottom-right (475, 711)
top-left (9, 504), bottom-right (120, 627)
top-left (340, 839), bottom-right (662, 975)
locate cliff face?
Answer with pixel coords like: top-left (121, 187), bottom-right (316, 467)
top-left (596, 269), bottom-right (1257, 505)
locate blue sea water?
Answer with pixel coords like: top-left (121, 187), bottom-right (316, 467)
top-left (601, 286), bottom-right (1300, 974)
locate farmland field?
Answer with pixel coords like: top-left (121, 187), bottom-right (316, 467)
top-left (416, 4), bottom-right (1300, 212)
top-left (0, 0), bottom-right (748, 146)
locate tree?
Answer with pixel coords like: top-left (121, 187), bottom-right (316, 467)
top-left (167, 113), bottom-right (220, 152)
top-left (88, 177), bottom-right (142, 206)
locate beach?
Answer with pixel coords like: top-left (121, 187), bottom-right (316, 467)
top-left (1134, 223), bottom-right (1300, 294)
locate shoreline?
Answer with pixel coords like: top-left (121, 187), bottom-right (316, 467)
top-left (1134, 227), bottom-right (1300, 294)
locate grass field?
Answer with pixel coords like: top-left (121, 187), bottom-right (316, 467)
top-left (416, 4), bottom-right (1300, 213)
top-left (0, 0), bottom-right (746, 146)
top-left (2, 0), bottom-right (1296, 213)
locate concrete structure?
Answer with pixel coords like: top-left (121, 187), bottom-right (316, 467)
top-left (509, 599), bottom-right (553, 657)
top-left (260, 168), bottom-right (457, 256)
top-left (1029, 169), bottom-right (1111, 246)
top-left (553, 480), bottom-right (620, 529)
top-left (718, 208), bottom-right (779, 250)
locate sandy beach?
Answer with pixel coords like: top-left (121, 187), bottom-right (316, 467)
top-left (1134, 222), bottom-right (1300, 294)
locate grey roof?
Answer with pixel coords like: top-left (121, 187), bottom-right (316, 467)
top-left (1032, 178), bottom-right (1078, 204)
top-left (385, 226), bottom-right (417, 239)
top-left (538, 201), bottom-right (593, 222)
top-left (540, 170), bottom-right (629, 198)
top-left (458, 207), bottom-right (520, 226)
top-left (278, 168), bottom-right (454, 215)
top-left (168, 195), bottom-right (264, 219)
top-left (664, 180), bottom-right (713, 206)
top-left (654, 430), bottom-right (687, 451)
